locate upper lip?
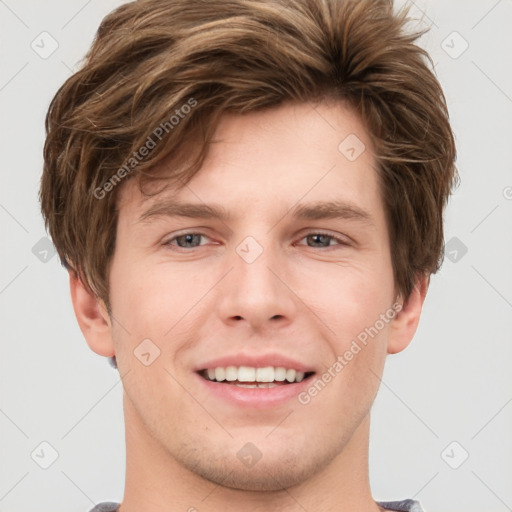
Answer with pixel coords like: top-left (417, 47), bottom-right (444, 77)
top-left (194, 353), bottom-right (316, 373)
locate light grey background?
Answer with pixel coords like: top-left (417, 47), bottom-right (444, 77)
top-left (1, 1), bottom-right (511, 511)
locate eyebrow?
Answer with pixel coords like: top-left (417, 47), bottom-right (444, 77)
top-left (138, 199), bottom-right (373, 226)
top-left (291, 200), bottom-right (373, 225)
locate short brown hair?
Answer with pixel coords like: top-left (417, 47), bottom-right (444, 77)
top-left (40, 0), bottom-right (458, 311)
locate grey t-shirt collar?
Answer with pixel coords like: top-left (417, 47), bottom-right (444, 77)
top-left (88, 498), bottom-right (423, 512)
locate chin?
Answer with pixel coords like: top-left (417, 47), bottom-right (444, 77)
top-left (176, 441), bottom-right (338, 492)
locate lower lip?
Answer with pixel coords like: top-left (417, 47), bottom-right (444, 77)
top-left (194, 372), bottom-right (314, 409)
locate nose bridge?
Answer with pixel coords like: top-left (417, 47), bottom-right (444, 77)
top-left (217, 233), bottom-right (296, 327)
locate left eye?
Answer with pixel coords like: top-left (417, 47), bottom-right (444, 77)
top-left (299, 233), bottom-right (347, 248)
top-left (164, 233), bottom-right (209, 249)
top-left (164, 232), bottom-right (347, 250)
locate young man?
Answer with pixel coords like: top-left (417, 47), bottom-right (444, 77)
top-left (40, 0), bottom-right (457, 511)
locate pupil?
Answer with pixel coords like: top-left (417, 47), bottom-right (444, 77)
top-left (309, 234), bottom-right (330, 247)
top-left (179, 234), bottom-right (199, 247)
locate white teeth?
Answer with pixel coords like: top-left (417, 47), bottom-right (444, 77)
top-left (238, 366), bottom-right (256, 382)
top-left (225, 366), bottom-right (237, 381)
top-left (274, 367), bottom-right (287, 381)
top-left (202, 366), bottom-right (311, 384)
top-left (256, 366), bottom-right (274, 382)
top-left (285, 369), bottom-right (296, 382)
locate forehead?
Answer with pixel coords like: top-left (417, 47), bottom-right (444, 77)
top-left (117, 100), bottom-right (382, 226)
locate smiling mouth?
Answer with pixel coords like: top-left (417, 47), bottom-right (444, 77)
top-left (198, 366), bottom-right (316, 388)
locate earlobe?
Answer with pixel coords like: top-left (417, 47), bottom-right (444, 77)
top-left (68, 270), bottom-right (115, 358)
top-left (387, 274), bottom-right (429, 355)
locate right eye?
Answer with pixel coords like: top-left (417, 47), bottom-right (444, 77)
top-left (163, 232), bottom-right (212, 250)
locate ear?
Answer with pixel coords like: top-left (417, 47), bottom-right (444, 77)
top-left (68, 270), bottom-right (115, 357)
top-left (387, 273), bottom-right (429, 355)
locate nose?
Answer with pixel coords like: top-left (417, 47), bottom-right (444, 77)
top-left (216, 236), bottom-right (297, 332)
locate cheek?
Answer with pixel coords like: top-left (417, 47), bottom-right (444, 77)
top-left (108, 254), bottom-right (191, 334)
top-left (298, 276), bottom-right (392, 420)
top-left (299, 257), bottom-right (395, 402)
top-left (302, 259), bottom-right (394, 342)
top-left (327, 262), bottom-right (395, 399)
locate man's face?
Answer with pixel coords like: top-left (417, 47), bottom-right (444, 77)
top-left (108, 100), bottom-right (397, 490)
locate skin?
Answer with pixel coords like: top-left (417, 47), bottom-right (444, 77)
top-left (70, 100), bottom-right (428, 512)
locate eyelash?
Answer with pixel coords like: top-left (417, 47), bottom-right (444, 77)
top-left (163, 231), bottom-right (350, 250)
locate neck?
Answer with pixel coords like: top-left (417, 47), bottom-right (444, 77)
top-left (119, 392), bottom-right (380, 512)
